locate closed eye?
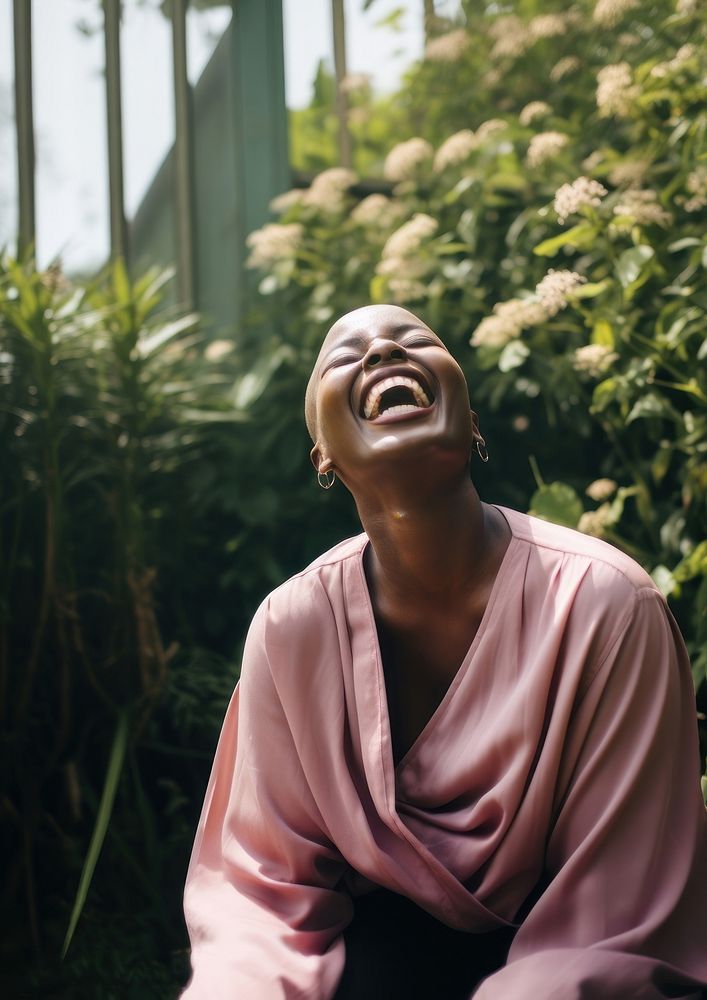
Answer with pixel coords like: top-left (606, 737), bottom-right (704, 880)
top-left (403, 336), bottom-right (443, 349)
top-left (321, 353), bottom-right (361, 374)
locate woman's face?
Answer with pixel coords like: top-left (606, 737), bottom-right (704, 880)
top-left (308, 305), bottom-right (477, 491)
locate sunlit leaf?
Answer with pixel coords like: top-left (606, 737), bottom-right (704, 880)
top-left (533, 224), bottom-right (596, 258)
top-left (616, 245), bottom-right (654, 289)
top-left (498, 339), bottom-right (529, 372)
top-left (529, 482), bottom-right (583, 528)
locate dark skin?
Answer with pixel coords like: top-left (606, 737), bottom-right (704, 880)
top-left (307, 304), bottom-right (511, 766)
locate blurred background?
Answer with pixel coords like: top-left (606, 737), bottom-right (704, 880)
top-left (1, 0), bottom-right (705, 995)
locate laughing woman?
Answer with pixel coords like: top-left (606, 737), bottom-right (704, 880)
top-left (181, 305), bottom-right (707, 999)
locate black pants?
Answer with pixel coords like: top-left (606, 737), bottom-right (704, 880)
top-left (333, 888), bottom-right (515, 1000)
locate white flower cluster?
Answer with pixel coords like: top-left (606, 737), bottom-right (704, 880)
top-left (526, 131), bottom-right (570, 168)
top-left (593, 0), bottom-right (638, 28)
top-left (613, 189), bottom-right (673, 227)
top-left (578, 503), bottom-right (614, 537)
top-left (489, 16), bottom-right (528, 59)
top-left (376, 215), bottom-right (438, 301)
top-left (204, 339), bottom-right (233, 362)
top-left (535, 269), bottom-right (587, 315)
top-left (425, 28), bottom-right (469, 62)
top-left (550, 56), bottom-right (580, 81)
top-left (582, 151), bottom-right (605, 173)
top-left (433, 122), bottom-right (508, 172)
top-left (269, 188), bottom-right (306, 214)
top-left (245, 222), bottom-right (304, 268)
top-left (476, 119), bottom-right (508, 142)
top-left (434, 130), bottom-right (477, 171)
top-left (651, 43), bottom-right (696, 78)
top-left (608, 159), bottom-right (650, 187)
top-left (529, 14), bottom-right (567, 39)
top-left (572, 344), bottom-right (618, 377)
top-left (618, 32), bottom-right (640, 47)
top-left (684, 166), bottom-right (707, 212)
top-left (339, 73), bottom-right (371, 93)
top-left (596, 62), bottom-right (638, 117)
top-left (387, 278), bottom-right (429, 303)
top-left (586, 478), bottom-right (618, 501)
top-left (470, 298), bottom-right (547, 349)
top-left (677, 0), bottom-right (697, 13)
top-left (350, 193), bottom-right (404, 227)
top-left (384, 137), bottom-right (434, 181)
top-left (304, 167), bottom-right (358, 212)
top-left (380, 213), bottom-right (438, 259)
top-left (519, 101), bottom-right (551, 126)
top-left (553, 177), bottom-right (608, 223)
top-left (348, 107), bottom-right (369, 128)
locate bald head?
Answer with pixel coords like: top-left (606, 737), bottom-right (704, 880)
top-left (304, 304), bottom-right (433, 441)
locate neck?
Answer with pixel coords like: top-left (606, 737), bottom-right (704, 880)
top-left (356, 474), bottom-right (497, 606)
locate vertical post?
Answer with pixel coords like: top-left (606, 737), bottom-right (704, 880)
top-left (423, 0), bottom-right (436, 43)
top-left (13, 0), bottom-right (35, 256)
top-left (331, 0), bottom-right (352, 168)
top-left (171, 0), bottom-right (196, 310)
top-left (229, 0), bottom-right (289, 322)
top-left (104, 0), bottom-right (128, 262)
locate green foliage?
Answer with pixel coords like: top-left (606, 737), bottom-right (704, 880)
top-left (0, 256), bottom-right (243, 993)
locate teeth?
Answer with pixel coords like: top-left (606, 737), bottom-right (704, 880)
top-left (363, 375), bottom-right (431, 419)
top-left (381, 404), bottom-right (419, 415)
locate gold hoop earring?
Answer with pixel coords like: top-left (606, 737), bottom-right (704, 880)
top-left (318, 469), bottom-right (335, 490)
top-left (475, 438), bottom-right (489, 463)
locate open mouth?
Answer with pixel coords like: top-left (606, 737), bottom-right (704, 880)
top-left (361, 374), bottom-right (434, 420)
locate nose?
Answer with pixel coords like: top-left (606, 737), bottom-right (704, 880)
top-left (361, 338), bottom-right (407, 370)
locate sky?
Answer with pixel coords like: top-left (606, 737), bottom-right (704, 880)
top-left (0, 0), bottom-right (458, 272)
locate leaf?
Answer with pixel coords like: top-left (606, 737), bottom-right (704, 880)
top-left (651, 446), bottom-right (672, 484)
top-left (569, 279), bottom-right (612, 301)
top-left (374, 6), bottom-right (404, 31)
top-left (137, 313), bottom-right (199, 358)
top-left (232, 346), bottom-right (292, 410)
top-left (591, 319), bottom-right (614, 347)
top-left (112, 258), bottom-right (132, 306)
top-left (498, 339), bottom-right (529, 372)
top-left (625, 392), bottom-right (678, 424)
top-left (673, 540), bottom-right (707, 584)
top-left (663, 307), bottom-right (702, 347)
top-left (369, 274), bottom-right (387, 304)
top-left (651, 565), bottom-right (679, 598)
top-left (667, 237), bottom-right (702, 252)
top-left (533, 224), bottom-right (596, 258)
top-left (529, 482), bottom-right (583, 528)
top-left (616, 245), bottom-right (654, 289)
top-left (487, 172), bottom-right (527, 193)
top-left (456, 208), bottom-right (477, 244)
top-left (62, 712), bottom-right (129, 958)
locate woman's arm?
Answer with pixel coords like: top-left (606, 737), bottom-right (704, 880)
top-left (475, 589), bottom-right (707, 1000)
top-left (182, 600), bottom-right (352, 999)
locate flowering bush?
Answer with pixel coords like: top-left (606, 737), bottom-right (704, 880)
top-left (246, 0), bottom-right (707, 708)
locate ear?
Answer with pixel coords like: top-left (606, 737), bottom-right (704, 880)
top-left (309, 443), bottom-right (332, 474)
top-left (470, 409), bottom-right (482, 441)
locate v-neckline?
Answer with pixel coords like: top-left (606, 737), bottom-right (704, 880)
top-left (354, 505), bottom-right (518, 777)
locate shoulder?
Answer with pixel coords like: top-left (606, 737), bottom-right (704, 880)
top-left (499, 505), bottom-right (659, 601)
top-left (250, 532), bottom-right (367, 638)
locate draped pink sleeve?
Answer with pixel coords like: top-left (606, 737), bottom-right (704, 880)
top-left (474, 588), bottom-right (707, 999)
top-left (181, 599), bottom-right (351, 999)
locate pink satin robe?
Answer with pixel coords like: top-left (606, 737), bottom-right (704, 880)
top-left (182, 506), bottom-right (707, 998)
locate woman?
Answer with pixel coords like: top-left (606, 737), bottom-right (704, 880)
top-left (182, 305), bottom-right (707, 999)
